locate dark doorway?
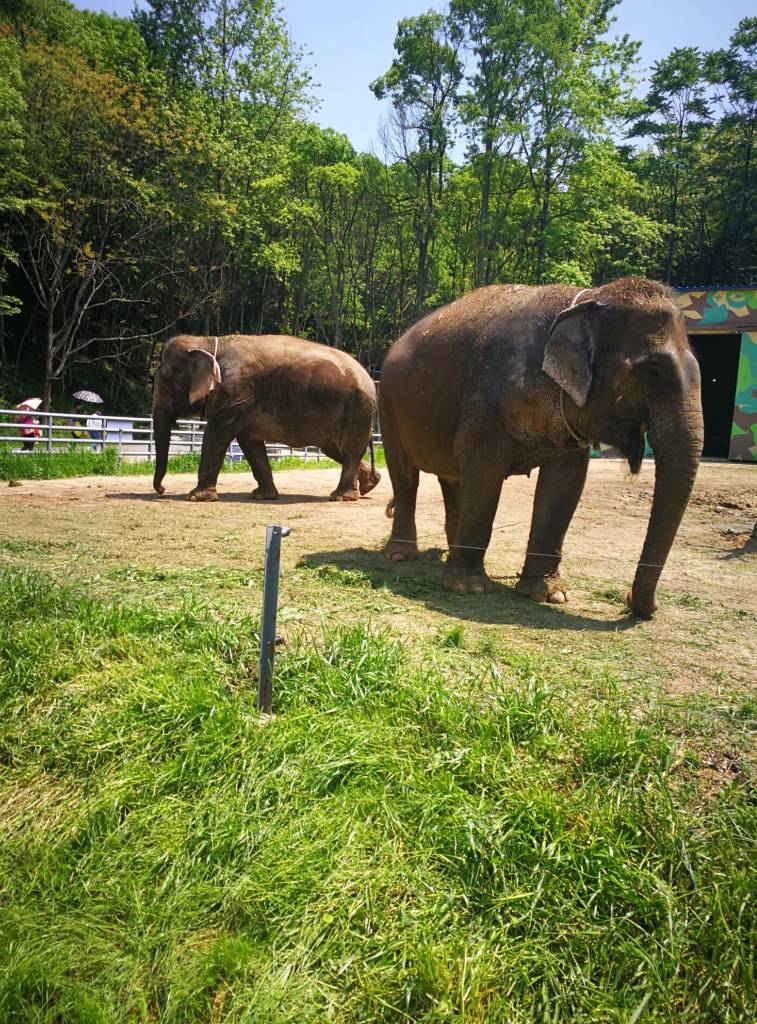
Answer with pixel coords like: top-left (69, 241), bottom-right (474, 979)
top-left (688, 333), bottom-right (741, 458)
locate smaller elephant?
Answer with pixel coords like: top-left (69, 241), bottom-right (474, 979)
top-left (152, 333), bottom-right (381, 502)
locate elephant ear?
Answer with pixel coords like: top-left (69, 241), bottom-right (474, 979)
top-left (187, 349), bottom-right (219, 405)
top-left (542, 300), bottom-right (602, 409)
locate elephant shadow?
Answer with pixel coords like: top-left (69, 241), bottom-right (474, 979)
top-left (300, 547), bottom-right (640, 633)
top-left (105, 490), bottom-right (328, 504)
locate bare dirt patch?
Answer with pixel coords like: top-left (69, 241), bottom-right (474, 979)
top-left (2, 460), bottom-right (756, 695)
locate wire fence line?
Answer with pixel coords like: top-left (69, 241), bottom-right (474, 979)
top-left (0, 408), bottom-right (383, 468)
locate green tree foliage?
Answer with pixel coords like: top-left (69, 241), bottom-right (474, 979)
top-left (372, 12), bottom-right (463, 313)
top-left (627, 46), bottom-right (712, 282)
top-left (705, 18), bottom-right (756, 280)
top-left (0, 30), bottom-right (27, 333)
top-left (0, 0), bottom-right (753, 409)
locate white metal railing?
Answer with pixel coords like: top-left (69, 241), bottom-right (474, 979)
top-left (0, 408), bottom-right (383, 469)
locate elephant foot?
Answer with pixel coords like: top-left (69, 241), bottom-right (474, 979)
top-left (188, 487), bottom-right (218, 503)
top-left (626, 588), bottom-right (658, 618)
top-left (442, 567), bottom-right (492, 595)
top-left (251, 486), bottom-right (279, 501)
top-left (330, 486), bottom-right (360, 502)
top-left (514, 574), bottom-right (569, 605)
top-left (358, 464), bottom-right (381, 495)
top-left (384, 539), bottom-right (418, 561)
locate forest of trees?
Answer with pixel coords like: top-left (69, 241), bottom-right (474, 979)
top-left (0, 0), bottom-right (754, 410)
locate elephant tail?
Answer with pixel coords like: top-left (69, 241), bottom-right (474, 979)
top-left (385, 496), bottom-right (395, 519)
top-left (368, 433), bottom-right (375, 475)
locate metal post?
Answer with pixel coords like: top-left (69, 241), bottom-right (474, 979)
top-left (148, 419), bottom-right (153, 462)
top-left (118, 428), bottom-right (123, 474)
top-left (47, 413), bottom-right (53, 453)
top-left (257, 524), bottom-right (290, 714)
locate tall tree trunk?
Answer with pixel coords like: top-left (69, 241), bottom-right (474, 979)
top-left (475, 141), bottom-right (493, 287)
top-left (535, 145), bottom-right (552, 285)
top-left (42, 304), bottom-right (55, 411)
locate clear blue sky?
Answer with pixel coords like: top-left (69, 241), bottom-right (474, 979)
top-left (72, 0), bottom-right (753, 153)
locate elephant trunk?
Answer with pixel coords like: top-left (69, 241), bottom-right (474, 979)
top-left (152, 406), bottom-right (174, 495)
top-left (629, 368), bottom-right (704, 616)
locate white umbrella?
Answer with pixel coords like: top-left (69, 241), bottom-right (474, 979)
top-left (72, 390), bottom-right (103, 404)
top-left (16, 397), bottom-right (43, 410)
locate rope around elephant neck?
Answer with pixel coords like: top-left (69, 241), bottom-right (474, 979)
top-left (560, 389), bottom-right (591, 449)
top-left (555, 289), bottom-right (593, 449)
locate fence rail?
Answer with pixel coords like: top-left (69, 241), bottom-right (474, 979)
top-left (0, 408), bottom-right (382, 468)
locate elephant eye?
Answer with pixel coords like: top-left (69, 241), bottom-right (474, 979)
top-left (639, 356), bottom-right (667, 383)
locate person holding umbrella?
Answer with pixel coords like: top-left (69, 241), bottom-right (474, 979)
top-left (72, 390), bottom-right (104, 450)
top-left (15, 398), bottom-right (43, 451)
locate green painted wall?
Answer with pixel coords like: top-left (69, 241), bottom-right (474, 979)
top-left (729, 331), bottom-right (757, 462)
top-left (677, 290), bottom-right (757, 464)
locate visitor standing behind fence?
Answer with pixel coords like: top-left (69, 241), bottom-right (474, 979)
top-left (71, 401), bottom-right (88, 441)
top-left (86, 408), bottom-right (104, 451)
top-left (14, 399), bottom-right (43, 451)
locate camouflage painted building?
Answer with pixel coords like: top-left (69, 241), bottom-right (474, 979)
top-left (677, 288), bottom-right (757, 462)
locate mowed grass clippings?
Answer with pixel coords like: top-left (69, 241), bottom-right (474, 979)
top-left (0, 568), bottom-right (754, 1024)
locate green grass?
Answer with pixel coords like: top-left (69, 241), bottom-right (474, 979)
top-left (0, 446), bottom-right (384, 481)
top-left (0, 445), bottom-right (121, 480)
top-left (0, 566), bottom-right (753, 1023)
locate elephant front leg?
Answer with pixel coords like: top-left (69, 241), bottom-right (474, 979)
top-left (514, 450), bottom-right (589, 605)
top-left (188, 425), bottom-right (233, 502)
top-left (237, 432), bottom-right (279, 500)
top-left (443, 467), bottom-right (503, 594)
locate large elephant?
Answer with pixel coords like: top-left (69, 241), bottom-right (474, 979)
top-left (380, 278), bottom-right (704, 617)
top-left (152, 333), bottom-right (381, 502)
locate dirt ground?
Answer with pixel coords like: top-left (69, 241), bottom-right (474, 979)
top-left (2, 460), bottom-right (756, 695)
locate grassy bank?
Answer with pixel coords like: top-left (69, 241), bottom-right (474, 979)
top-left (0, 565), bottom-right (753, 1023)
top-left (0, 447), bottom-right (387, 481)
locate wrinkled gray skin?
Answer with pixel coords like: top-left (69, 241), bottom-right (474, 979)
top-left (152, 334), bottom-right (380, 502)
top-left (380, 277), bottom-right (704, 617)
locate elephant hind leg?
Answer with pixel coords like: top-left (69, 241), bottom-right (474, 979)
top-left (439, 478), bottom-right (460, 549)
top-left (322, 444), bottom-right (361, 501)
top-left (358, 458), bottom-right (381, 495)
top-left (381, 414), bottom-right (419, 560)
